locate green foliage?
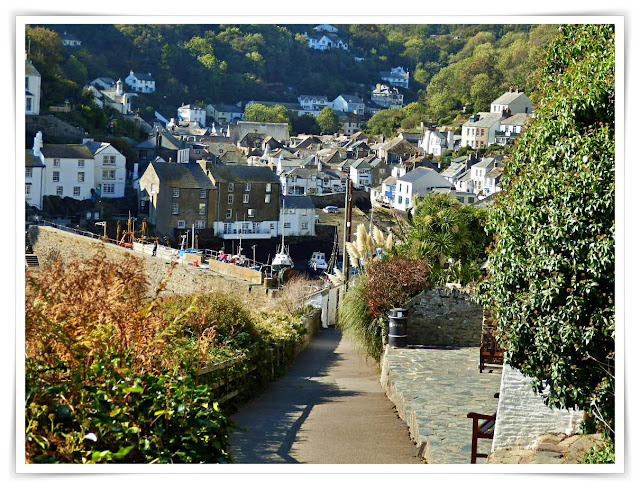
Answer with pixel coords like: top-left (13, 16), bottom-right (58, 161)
top-left (339, 257), bottom-right (431, 360)
top-left (581, 441), bottom-right (615, 464)
top-left (25, 356), bottom-right (233, 463)
top-left (243, 103), bottom-right (291, 127)
top-left (316, 106), bottom-right (340, 134)
top-left (476, 25), bottom-right (615, 439)
top-left (401, 193), bottom-right (490, 286)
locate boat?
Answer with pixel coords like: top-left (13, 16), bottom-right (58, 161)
top-left (308, 251), bottom-right (328, 272)
top-left (272, 206), bottom-right (294, 272)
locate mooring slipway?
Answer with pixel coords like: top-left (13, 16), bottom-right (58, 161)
top-left (229, 327), bottom-right (423, 464)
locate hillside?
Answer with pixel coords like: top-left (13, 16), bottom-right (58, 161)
top-left (25, 23), bottom-right (559, 130)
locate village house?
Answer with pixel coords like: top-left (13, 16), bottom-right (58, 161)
top-left (177, 104), bottom-right (207, 127)
top-left (305, 30), bottom-right (349, 51)
top-left (86, 79), bottom-right (135, 115)
top-left (135, 128), bottom-right (190, 163)
top-left (207, 103), bottom-right (244, 125)
top-left (490, 88), bottom-right (533, 115)
top-left (332, 94), bottom-right (365, 115)
top-left (469, 156), bottom-right (502, 196)
top-left (29, 131), bottom-right (126, 203)
top-left (281, 195), bottom-right (317, 237)
top-left (337, 113), bottom-right (366, 136)
top-left (25, 58), bottom-right (41, 116)
top-left (25, 150), bottom-right (45, 209)
top-left (371, 84), bottom-right (404, 109)
top-left (227, 121), bottom-right (290, 146)
top-left (297, 95), bottom-right (330, 115)
top-left (349, 158), bottom-right (373, 189)
top-left (460, 112), bottom-right (504, 149)
top-left (418, 128), bottom-right (455, 157)
top-left (495, 113), bottom-right (532, 145)
top-left (380, 66), bottom-right (409, 89)
top-left (139, 161), bottom-right (282, 240)
top-left (393, 167), bottom-right (454, 212)
top-left (125, 70), bottom-right (156, 93)
top-left (483, 166), bottom-right (504, 197)
top-left (60, 32), bottom-right (82, 47)
top-left (377, 136), bottom-right (423, 164)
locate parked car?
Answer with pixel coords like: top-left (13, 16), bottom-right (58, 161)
top-left (323, 206), bottom-right (339, 213)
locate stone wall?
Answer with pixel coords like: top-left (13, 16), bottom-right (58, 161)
top-left (492, 364), bottom-right (584, 451)
top-left (404, 289), bottom-right (483, 347)
top-left (28, 225), bottom-right (271, 309)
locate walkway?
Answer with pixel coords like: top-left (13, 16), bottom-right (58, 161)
top-left (383, 346), bottom-right (502, 464)
top-left (229, 327), bottom-right (422, 464)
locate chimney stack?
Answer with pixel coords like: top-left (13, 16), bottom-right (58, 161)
top-left (33, 131), bottom-right (43, 157)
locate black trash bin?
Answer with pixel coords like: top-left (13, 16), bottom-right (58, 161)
top-left (388, 307), bottom-right (408, 348)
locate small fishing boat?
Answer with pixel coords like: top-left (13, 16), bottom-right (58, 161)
top-left (308, 251), bottom-right (328, 272)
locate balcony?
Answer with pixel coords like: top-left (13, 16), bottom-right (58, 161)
top-left (222, 231), bottom-right (272, 240)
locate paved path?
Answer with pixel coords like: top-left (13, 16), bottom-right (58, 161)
top-left (229, 327), bottom-right (422, 464)
top-left (383, 347), bottom-right (502, 464)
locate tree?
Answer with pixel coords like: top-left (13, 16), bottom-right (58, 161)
top-left (476, 25), bottom-right (615, 447)
top-left (315, 107), bottom-right (340, 135)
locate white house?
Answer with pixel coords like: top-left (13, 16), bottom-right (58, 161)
top-left (178, 104), bottom-right (207, 127)
top-left (332, 94), bottom-right (365, 115)
top-left (298, 94), bottom-right (330, 115)
top-left (419, 129), bottom-right (454, 157)
top-left (305, 32), bottom-right (349, 51)
top-left (380, 67), bottom-right (409, 89)
top-left (281, 195), bottom-right (316, 237)
top-left (371, 84), bottom-right (404, 109)
top-left (349, 159), bottom-right (373, 189)
top-left (86, 79), bottom-right (135, 114)
top-left (25, 59), bottom-right (41, 115)
top-left (483, 166), bottom-right (503, 197)
top-left (460, 112), bottom-right (504, 149)
top-left (490, 89), bottom-right (533, 115)
top-left (60, 32), bottom-right (82, 47)
top-left (125, 70), bottom-right (156, 93)
top-left (469, 157), bottom-right (500, 196)
top-left (85, 139), bottom-right (127, 198)
top-left (393, 167), bottom-right (454, 212)
top-left (495, 113), bottom-right (532, 145)
top-left (314, 24), bottom-right (339, 33)
top-left (25, 150), bottom-right (45, 209)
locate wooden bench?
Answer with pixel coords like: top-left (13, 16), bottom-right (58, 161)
top-left (467, 393), bottom-right (499, 464)
top-left (479, 332), bottom-right (504, 373)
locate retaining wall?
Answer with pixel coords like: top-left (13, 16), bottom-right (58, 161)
top-left (405, 289), bottom-right (483, 347)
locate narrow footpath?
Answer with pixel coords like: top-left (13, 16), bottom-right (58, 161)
top-left (229, 327), bottom-right (422, 464)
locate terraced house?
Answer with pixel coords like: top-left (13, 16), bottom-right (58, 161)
top-left (139, 161), bottom-right (281, 239)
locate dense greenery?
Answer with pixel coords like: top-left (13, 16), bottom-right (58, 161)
top-left (476, 24), bottom-right (615, 457)
top-left (25, 251), bottom-right (309, 463)
top-left (401, 193), bottom-right (491, 286)
top-left (26, 23), bottom-right (558, 135)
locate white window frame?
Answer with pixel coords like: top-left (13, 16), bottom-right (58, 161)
top-left (265, 194), bottom-right (271, 204)
top-left (173, 187), bottom-right (180, 198)
top-left (52, 171), bottom-right (60, 182)
top-left (77, 172), bottom-right (85, 182)
top-left (78, 159), bottom-right (85, 168)
top-left (243, 194), bottom-right (249, 204)
top-left (247, 209), bottom-right (255, 218)
top-left (265, 183), bottom-right (272, 193)
top-left (245, 183), bottom-right (252, 191)
top-left (171, 203), bottom-right (180, 215)
top-left (25, 183), bottom-right (31, 195)
top-left (177, 220), bottom-right (186, 229)
top-left (225, 209), bottom-right (233, 219)
top-left (102, 169), bottom-right (116, 180)
top-left (195, 220), bottom-right (206, 230)
top-left (73, 187), bottom-right (80, 196)
top-left (26, 167), bottom-right (33, 178)
top-left (199, 203), bottom-right (206, 215)
top-left (56, 186), bottom-right (63, 196)
top-left (228, 183), bottom-right (234, 192)
top-left (103, 184), bottom-right (115, 194)
top-left (200, 189), bottom-right (207, 199)
top-left (53, 159), bottom-right (60, 167)
top-left (228, 194), bottom-right (234, 204)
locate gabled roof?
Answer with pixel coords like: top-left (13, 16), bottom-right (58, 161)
top-left (283, 195), bottom-right (316, 209)
top-left (464, 112), bottom-right (503, 128)
top-left (485, 167), bottom-right (504, 179)
top-left (130, 72), bottom-right (154, 81)
top-left (473, 157), bottom-right (498, 169)
top-left (398, 167), bottom-right (452, 190)
top-left (491, 91), bottom-right (529, 105)
top-left (440, 162), bottom-right (468, 178)
top-left (25, 60), bottom-right (41, 77)
top-left (26, 151), bottom-right (45, 168)
top-left (209, 165), bottom-right (280, 183)
top-left (150, 161), bottom-right (215, 189)
top-left (40, 144), bottom-right (94, 160)
top-left (501, 113), bottom-right (532, 126)
top-left (351, 159), bottom-right (371, 170)
top-left (335, 94), bottom-right (364, 104)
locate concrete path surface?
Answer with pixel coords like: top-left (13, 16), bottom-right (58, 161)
top-left (229, 327), bottom-right (423, 464)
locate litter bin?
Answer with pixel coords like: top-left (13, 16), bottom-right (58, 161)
top-left (388, 307), bottom-right (408, 348)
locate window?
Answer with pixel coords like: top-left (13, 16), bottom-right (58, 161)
top-left (103, 155), bottom-right (116, 166)
top-left (266, 183), bottom-right (272, 193)
top-left (195, 220), bottom-right (206, 229)
top-left (228, 194), bottom-right (234, 204)
top-left (301, 209), bottom-right (308, 216)
top-left (73, 187), bottom-right (80, 196)
top-left (25, 168), bottom-right (33, 178)
top-left (25, 183), bottom-right (31, 195)
top-left (247, 209), bottom-right (255, 218)
top-left (53, 159), bottom-right (60, 167)
top-left (102, 169), bottom-right (116, 180)
top-left (151, 183), bottom-right (157, 194)
top-left (223, 223), bottom-right (234, 234)
top-left (77, 172), bottom-right (85, 182)
top-left (226, 209), bottom-right (233, 219)
top-left (301, 222), bottom-right (308, 230)
top-left (243, 194), bottom-right (249, 204)
top-left (284, 222), bottom-right (291, 228)
top-left (177, 220), bottom-right (186, 229)
top-left (25, 77), bottom-right (29, 89)
top-left (228, 183), bottom-right (234, 192)
top-left (245, 183), bottom-right (252, 191)
top-left (200, 189), bottom-right (207, 199)
top-left (52, 171), bottom-right (60, 182)
top-left (265, 194), bottom-right (271, 204)
top-left (171, 203), bottom-right (180, 215)
top-left (172, 187), bottom-right (180, 198)
top-left (26, 98), bottom-right (32, 112)
top-left (78, 160), bottom-right (85, 168)
top-left (56, 186), bottom-right (63, 196)
top-left (199, 203), bottom-right (206, 215)
top-left (103, 184), bottom-right (114, 194)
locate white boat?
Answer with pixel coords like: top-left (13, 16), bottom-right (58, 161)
top-left (308, 251), bottom-right (328, 272)
top-left (272, 245), bottom-right (294, 271)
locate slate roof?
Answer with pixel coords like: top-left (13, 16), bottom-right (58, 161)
top-left (25, 61), bottom-right (41, 77)
top-left (473, 157), bottom-right (499, 169)
top-left (485, 167), bottom-right (504, 179)
top-left (26, 151), bottom-right (45, 167)
top-left (283, 195), bottom-right (316, 209)
top-left (491, 91), bottom-right (528, 105)
top-left (398, 167), bottom-right (452, 190)
top-left (131, 72), bottom-right (154, 81)
top-left (501, 113), bottom-right (531, 126)
top-left (150, 161), bottom-right (216, 189)
top-left (40, 144), bottom-right (94, 160)
top-left (336, 94), bottom-right (364, 104)
top-left (464, 112), bottom-right (503, 128)
top-left (209, 165), bottom-right (280, 183)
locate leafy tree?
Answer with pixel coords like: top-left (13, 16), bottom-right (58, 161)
top-left (476, 25), bottom-right (615, 448)
top-left (291, 113), bottom-right (320, 135)
top-left (315, 106), bottom-right (340, 134)
top-left (243, 103), bottom-right (291, 125)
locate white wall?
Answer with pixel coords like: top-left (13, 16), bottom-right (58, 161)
top-left (94, 146), bottom-right (126, 198)
top-left (492, 364), bottom-right (584, 451)
top-left (42, 157), bottom-right (95, 200)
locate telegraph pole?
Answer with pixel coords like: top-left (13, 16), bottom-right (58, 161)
top-left (342, 179), bottom-right (353, 289)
